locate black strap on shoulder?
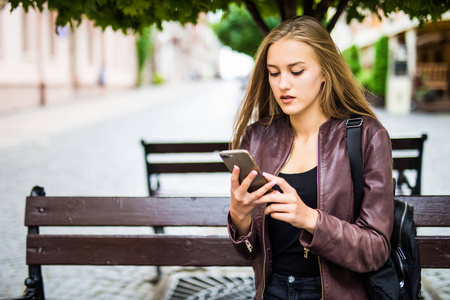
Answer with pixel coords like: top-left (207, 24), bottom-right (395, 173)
top-left (346, 115), bottom-right (364, 222)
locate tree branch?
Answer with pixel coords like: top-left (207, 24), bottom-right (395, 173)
top-left (314, 0), bottom-right (332, 20)
top-left (285, 0), bottom-right (298, 19)
top-left (303, 0), bottom-right (314, 17)
top-left (326, 0), bottom-right (349, 32)
top-left (243, 0), bottom-right (271, 36)
top-left (274, 0), bottom-right (286, 21)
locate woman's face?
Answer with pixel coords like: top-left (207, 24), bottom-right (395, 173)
top-left (266, 38), bottom-right (325, 119)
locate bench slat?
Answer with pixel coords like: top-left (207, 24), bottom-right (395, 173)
top-left (142, 142), bottom-right (229, 154)
top-left (26, 235), bottom-right (449, 268)
top-left (392, 157), bottom-right (420, 171)
top-left (27, 235), bottom-right (249, 266)
top-left (418, 236), bottom-right (450, 268)
top-left (391, 136), bottom-right (427, 150)
top-left (26, 196), bottom-right (450, 227)
top-left (25, 196), bottom-right (230, 226)
top-left (397, 196), bottom-right (450, 227)
top-left (149, 162), bottom-right (228, 173)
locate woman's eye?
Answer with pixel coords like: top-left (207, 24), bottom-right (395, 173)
top-left (269, 72), bottom-right (280, 77)
top-left (292, 70), bottom-right (304, 76)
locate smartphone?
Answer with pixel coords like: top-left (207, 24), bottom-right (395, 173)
top-left (219, 149), bottom-right (268, 193)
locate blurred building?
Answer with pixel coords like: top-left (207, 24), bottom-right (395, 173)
top-left (0, 3), bottom-right (222, 113)
top-left (153, 13), bottom-right (221, 83)
top-left (332, 11), bottom-right (450, 113)
top-left (0, 2), bottom-right (137, 113)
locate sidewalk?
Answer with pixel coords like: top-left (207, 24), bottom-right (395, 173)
top-left (0, 80), bottom-right (230, 151)
top-left (0, 80), bottom-right (449, 299)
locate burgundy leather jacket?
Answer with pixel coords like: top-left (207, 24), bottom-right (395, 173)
top-left (227, 115), bottom-right (394, 300)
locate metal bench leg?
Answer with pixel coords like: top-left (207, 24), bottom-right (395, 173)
top-left (5, 187), bottom-right (47, 300)
top-left (149, 226), bottom-right (165, 284)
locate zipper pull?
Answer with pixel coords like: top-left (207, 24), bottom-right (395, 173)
top-left (245, 239), bottom-right (253, 253)
top-left (304, 247), bottom-right (310, 258)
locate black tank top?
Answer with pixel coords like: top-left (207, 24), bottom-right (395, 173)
top-left (268, 167), bottom-right (320, 277)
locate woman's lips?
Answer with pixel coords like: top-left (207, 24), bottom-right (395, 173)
top-left (280, 95), bottom-right (295, 104)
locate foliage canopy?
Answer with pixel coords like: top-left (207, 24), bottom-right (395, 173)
top-left (212, 4), bottom-right (279, 57)
top-left (9, 0), bottom-right (450, 35)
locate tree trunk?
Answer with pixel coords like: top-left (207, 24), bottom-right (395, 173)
top-left (285, 0), bottom-right (297, 19)
top-left (303, 0), bottom-right (314, 17)
top-left (243, 0), bottom-right (270, 36)
top-left (326, 0), bottom-right (349, 32)
top-left (245, 0), bottom-right (343, 36)
top-left (274, 0), bottom-right (286, 21)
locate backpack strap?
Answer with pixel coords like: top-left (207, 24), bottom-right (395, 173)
top-left (346, 115), bottom-right (364, 222)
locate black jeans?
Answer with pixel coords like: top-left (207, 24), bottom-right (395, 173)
top-left (262, 273), bottom-right (322, 300)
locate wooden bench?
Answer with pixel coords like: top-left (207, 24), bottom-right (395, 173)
top-left (141, 137), bottom-right (427, 196)
top-left (391, 134), bottom-right (428, 195)
top-left (4, 186), bottom-right (449, 300)
top-left (140, 140), bottom-right (229, 196)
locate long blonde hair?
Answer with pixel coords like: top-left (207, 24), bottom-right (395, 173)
top-left (231, 16), bottom-right (376, 149)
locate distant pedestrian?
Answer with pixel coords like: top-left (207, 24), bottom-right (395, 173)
top-left (227, 16), bottom-right (393, 300)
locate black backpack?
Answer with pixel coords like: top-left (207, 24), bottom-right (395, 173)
top-left (346, 116), bottom-right (422, 300)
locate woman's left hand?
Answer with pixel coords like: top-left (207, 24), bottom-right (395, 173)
top-left (255, 172), bottom-right (319, 234)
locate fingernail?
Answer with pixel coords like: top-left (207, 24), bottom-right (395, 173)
top-left (271, 180), bottom-right (277, 185)
top-left (262, 172), bottom-right (268, 177)
top-left (251, 170), bottom-right (258, 175)
top-left (234, 165), bottom-right (238, 170)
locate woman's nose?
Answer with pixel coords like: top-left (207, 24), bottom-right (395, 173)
top-left (278, 73), bottom-right (291, 90)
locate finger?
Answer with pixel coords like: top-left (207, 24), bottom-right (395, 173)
top-left (240, 169), bottom-right (258, 191)
top-left (230, 165), bottom-right (240, 190)
top-left (255, 190), bottom-right (281, 204)
top-left (250, 180), bottom-right (278, 201)
top-left (267, 212), bottom-right (290, 223)
top-left (263, 172), bottom-right (296, 194)
top-left (265, 203), bottom-right (295, 215)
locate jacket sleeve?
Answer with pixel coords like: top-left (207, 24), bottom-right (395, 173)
top-left (227, 212), bottom-right (261, 260)
top-left (300, 128), bottom-right (394, 273)
top-left (226, 125), bottom-right (262, 261)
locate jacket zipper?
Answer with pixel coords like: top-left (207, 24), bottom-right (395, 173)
top-left (316, 131), bottom-right (325, 300)
top-left (318, 258), bottom-right (324, 299)
top-left (245, 239), bottom-right (253, 252)
top-left (262, 205), bottom-right (267, 299)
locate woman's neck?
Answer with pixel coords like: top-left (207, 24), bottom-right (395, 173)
top-left (289, 111), bottom-right (329, 139)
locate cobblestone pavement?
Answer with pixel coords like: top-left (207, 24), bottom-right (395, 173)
top-left (0, 79), bottom-right (449, 299)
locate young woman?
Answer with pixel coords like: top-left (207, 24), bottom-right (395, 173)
top-left (227, 16), bottom-right (394, 300)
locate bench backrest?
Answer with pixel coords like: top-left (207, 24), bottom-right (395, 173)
top-left (141, 137), bottom-right (427, 196)
top-left (141, 140), bottom-right (229, 195)
top-left (25, 195), bottom-right (449, 268)
top-left (391, 134), bottom-right (427, 195)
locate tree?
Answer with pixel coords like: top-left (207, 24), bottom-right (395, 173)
top-left (342, 45), bottom-right (361, 76)
top-left (9, 0), bottom-right (450, 35)
top-left (212, 4), bottom-right (279, 57)
top-left (371, 35), bottom-right (389, 97)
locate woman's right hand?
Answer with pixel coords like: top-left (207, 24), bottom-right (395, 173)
top-left (229, 165), bottom-right (277, 237)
